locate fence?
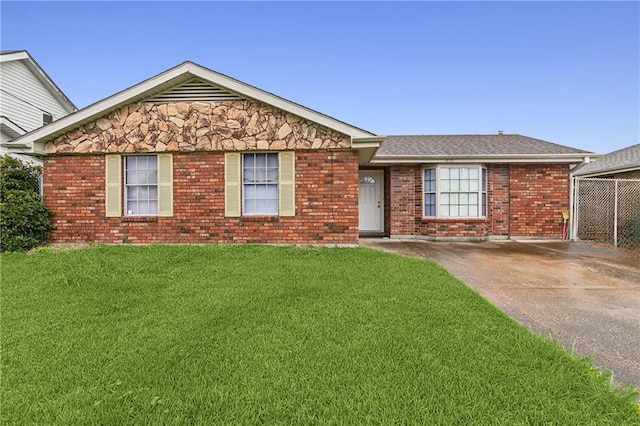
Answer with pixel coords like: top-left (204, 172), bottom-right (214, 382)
top-left (571, 177), bottom-right (640, 250)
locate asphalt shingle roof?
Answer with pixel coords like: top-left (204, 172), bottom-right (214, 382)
top-left (572, 144), bottom-right (640, 176)
top-left (375, 134), bottom-right (591, 157)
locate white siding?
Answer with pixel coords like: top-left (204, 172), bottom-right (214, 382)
top-left (0, 61), bottom-right (71, 134)
top-left (0, 130), bottom-right (14, 144)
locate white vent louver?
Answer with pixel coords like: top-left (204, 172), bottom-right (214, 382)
top-left (146, 79), bottom-right (244, 103)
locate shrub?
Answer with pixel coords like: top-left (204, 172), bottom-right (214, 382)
top-left (0, 154), bottom-right (40, 194)
top-left (0, 155), bottom-right (53, 252)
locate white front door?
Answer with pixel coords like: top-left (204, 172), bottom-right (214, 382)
top-left (359, 170), bottom-right (384, 232)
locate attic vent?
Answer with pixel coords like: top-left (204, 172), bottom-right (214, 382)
top-left (146, 79), bottom-right (244, 103)
top-left (42, 112), bottom-right (53, 125)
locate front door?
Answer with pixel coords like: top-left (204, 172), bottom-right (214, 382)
top-left (359, 170), bottom-right (384, 233)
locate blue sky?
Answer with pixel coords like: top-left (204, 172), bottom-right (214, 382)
top-left (1, 1), bottom-right (638, 153)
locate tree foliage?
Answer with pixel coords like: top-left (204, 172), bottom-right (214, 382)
top-left (0, 155), bottom-right (54, 252)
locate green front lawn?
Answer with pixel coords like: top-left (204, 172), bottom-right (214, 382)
top-left (1, 245), bottom-right (638, 424)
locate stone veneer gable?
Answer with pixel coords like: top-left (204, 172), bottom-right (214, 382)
top-left (44, 100), bottom-right (351, 155)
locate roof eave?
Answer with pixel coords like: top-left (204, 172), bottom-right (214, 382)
top-left (370, 153), bottom-right (598, 164)
top-left (573, 165), bottom-right (640, 178)
top-left (353, 137), bottom-right (384, 164)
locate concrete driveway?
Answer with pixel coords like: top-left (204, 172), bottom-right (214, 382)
top-left (360, 238), bottom-right (640, 389)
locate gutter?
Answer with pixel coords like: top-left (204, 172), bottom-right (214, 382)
top-left (572, 165), bottom-right (640, 178)
top-left (369, 153), bottom-right (600, 164)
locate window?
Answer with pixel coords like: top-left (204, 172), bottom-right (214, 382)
top-left (423, 166), bottom-right (487, 218)
top-left (125, 156), bottom-right (158, 215)
top-left (224, 152), bottom-right (295, 217)
top-left (424, 168), bottom-right (436, 217)
top-left (105, 154), bottom-right (173, 218)
top-left (42, 112), bottom-right (53, 125)
top-left (243, 153), bottom-right (279, 215)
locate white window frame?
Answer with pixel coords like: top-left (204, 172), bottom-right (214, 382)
top-left (423, 165), bottom-right (487, 218)
top-left (242, 152), bottom-right (279, 216)
top-left (124, 155), bottom-right (158, 216)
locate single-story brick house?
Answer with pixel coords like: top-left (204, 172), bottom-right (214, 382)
top-left (9, 61), bottom-right (595, 244)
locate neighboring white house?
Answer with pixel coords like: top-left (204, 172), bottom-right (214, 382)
top-left (0, 50), bottom-right (76, 163)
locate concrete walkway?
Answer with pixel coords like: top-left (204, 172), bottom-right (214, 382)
top-left (360, 238), bottom-right (640, 389)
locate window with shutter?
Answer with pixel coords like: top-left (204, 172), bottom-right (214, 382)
top-left (105, 154), bottom-right (173, 217)
top-left (225, 151), bottom-right (296, 217)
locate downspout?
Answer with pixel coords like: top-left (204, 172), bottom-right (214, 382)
top-left (569, 176), bottom-right (576, 241)
top-left (614, 180), bottom-right (618, 247)
top-left (572, 177), bottom-right (579, 241)
top-left (569, 156), bottom-right (591, 241)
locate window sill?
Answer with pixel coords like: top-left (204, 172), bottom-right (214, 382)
top-left (121, 216), bottom-right (158, 223)
top-left (421, 217), bottom-right (487, 223)
top-left (241, 216), bottom-right (280, 223)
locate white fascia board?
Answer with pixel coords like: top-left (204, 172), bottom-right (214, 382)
top-left (19, 61), bottom-right (377, 154)
top-left (1, 142), bottom-right (31, 148)
top-left (572, 166), bottom-right (640, 178)
top-left (352, 137), bottom-right (383, 164)
top-left (352, 136), bottom-right (384, 148)
top-left (370, 154), bottom-right (599, 164)
top-left (0, 51), bottom-right (30, 62)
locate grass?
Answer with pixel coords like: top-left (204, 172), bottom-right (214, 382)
top-left (1, 245), bottom-right (638, 425)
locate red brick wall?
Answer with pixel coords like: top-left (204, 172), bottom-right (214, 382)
top-left (388, 163), bottom-right (570, 239)
top-left (44, 150), bottom-right (359, 245)
top-left (488, 164), bottom-right (510, 236)
top-left (388, 165), bottom-right (419, 236)
top-left (509, 164), bottom-right (570, 237)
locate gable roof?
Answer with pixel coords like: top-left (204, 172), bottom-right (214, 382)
top-left (371, 134), bottom-right (594, 164)
top-left (572, 143), bottom-right (640, 177)
top-left (12, 61), bottom-right (377, 155)
top-left (0, 50), bottom-right (77, 113)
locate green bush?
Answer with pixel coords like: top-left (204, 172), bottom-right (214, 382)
top-left (0, 155), bottom-right (53, 252)
top-left (0, 154), bottom-right (40, 194)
